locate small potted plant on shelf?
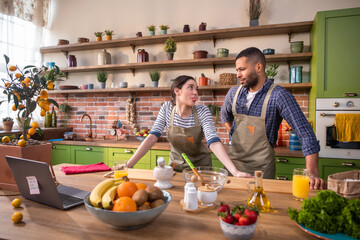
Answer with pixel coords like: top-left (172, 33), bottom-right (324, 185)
top-left (159, 25), bottom-right (169, 35)
top-left (164, 37), bottom-right (177, 60)
top-left (2, 117), bottom-right (14, 132)
top-left (97, 70), bottom-right (108, 89)
top-left (94, 32), bottom-right (104, 41)
top-left (248, 0), bottom-right (263, 26)
top-left (265, 63), bottom-right (279, 82)
top-left (147, 25), bottom-right (156, 36)
top-left (149, 69), bottom-right (160, 87)
top-left (104, 30), bottom-right (114, 40)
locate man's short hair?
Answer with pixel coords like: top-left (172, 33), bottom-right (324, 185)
top-left (235, 47), bottom-right (266, 68)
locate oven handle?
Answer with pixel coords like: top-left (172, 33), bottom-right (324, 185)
top-left (320, 113), bottom-right (336, 117)
top-left (341, 162), bottom-right (355, 167)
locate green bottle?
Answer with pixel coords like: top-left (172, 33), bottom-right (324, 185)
top-left (45, 111), bottom-right (52, 128)
top-left (51, 106), bottom-right (57, 127)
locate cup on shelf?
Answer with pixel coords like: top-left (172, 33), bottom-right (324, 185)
top-left (290, 41), bottom-right (304, 53)
top-left (292, 168), bottom-right (309, 201)
top-left (80, 84), bottom-right (88, 90)
top-left (87, 84), bottom-right (94, 89)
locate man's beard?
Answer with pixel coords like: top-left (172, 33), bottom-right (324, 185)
top-left (241, 69), bottom-right (258, 89)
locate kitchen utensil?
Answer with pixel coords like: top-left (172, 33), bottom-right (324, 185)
top-left (154, 157), bottom-right (173, 189)
top-left (263, 48), bottom-right (275, 55)
top-left (136, 83), bottom-right (145, 88)
top-left (193, 50), bottom-right (208, 59)
top-left (181, 153), bottom-right (203, 181)
top-left (289, 66), bottom-right (303, 83)
top-left (136, 32), bottom-right (142, 37)
top-left (84, 190), bottom-right (172, 229)
top-left (183, 166), bottom-right (228, 191)
top-left (80, 84), bottom-right (88, 90)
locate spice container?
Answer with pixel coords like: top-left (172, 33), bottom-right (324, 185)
top-left (197, 184), bottom-right (217, 206)
top-left (137, 49), bottom-right (149, 63)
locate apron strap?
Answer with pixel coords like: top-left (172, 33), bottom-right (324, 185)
top-left (232, 86), bottom-right (243, 114)
top-left (170, 104), bottom-right (176, 126)
top-left (192, 106), bottom-right (200, 126)
top-left (260, 84), bottom-right (276, 119)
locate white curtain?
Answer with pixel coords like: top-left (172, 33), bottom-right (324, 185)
top-left (0, 0), bottom-right (50, 129)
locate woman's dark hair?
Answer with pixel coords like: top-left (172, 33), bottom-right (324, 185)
top-left (171, 75), bottom-right (195, 105)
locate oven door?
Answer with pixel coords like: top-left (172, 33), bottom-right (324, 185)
top-left (316, 110), bottom-right (360, 160)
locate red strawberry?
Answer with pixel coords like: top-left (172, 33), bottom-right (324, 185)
top-left (244, 209), bottom-right (258, 224)
top-left (217, 202), bottom-right (230, 214)
top-left (239, 215), bottom-right (251, 226)
top-left (222, 214), bottom-right (234, 224)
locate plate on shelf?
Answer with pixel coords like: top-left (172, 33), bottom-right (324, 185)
top-left (58, 85), bottom-right (79, 90)
top-left (296, 222), bottom-right (356, 240)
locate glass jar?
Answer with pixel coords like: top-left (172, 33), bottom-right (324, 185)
top-left (199, 22), bottom-right (207, 31)
top-left (137, 49), bottom-right (149, 63)
top-left (183, 24), bottom-right (190, 32)
top-left (67, 55), bottom-right (77, 67)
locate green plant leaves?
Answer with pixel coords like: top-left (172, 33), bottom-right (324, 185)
top-left (47, 98), bottom-right (59, 108)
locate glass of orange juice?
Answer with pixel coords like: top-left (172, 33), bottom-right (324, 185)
top-left (113, 160), bottom-right (128, 179)
top-left (292, 168), bottom-right (309, 201)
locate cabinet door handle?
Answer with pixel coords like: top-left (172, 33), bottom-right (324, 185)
top-left (344, 92), bottom-right (357, 97)
top-left (276, 176), bottom-right (288, 180)
top-left (85, 147), bottom-right (92, 151)
top-left (52, 145), bottom-right (56, 149)
top-left (341, 162), bottom-right (355, 167)
top-left (277, 158), bottom-right (289, 163)
top-left (124, 149), bottom-right (133, 153)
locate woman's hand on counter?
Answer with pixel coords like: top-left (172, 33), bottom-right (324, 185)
top-left (232, 170), bottom-right (254, 178)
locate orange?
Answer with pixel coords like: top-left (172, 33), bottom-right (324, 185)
top-left (43, 104), bottom-right (50, 112)
top-left (14, 73), bottom-right (22, 78)
top-left (135, 182), bottom-right (147, 190)
top-left (144, 201), bottom-right (150, 206)
top-left (117, 181), bottom-right (138, 198)
top-left (18, 104), bottom-right (25, 110)
top-left (11, 198), bottom-right (22, 208)
top-left (12, 105), bottom-right (17, 111)
top-left (38, 100), bottom-right (46, 108)
top-left (18, 139), bottom-right (27, 147)
top-left (9, 66), bottom-right (17, 71)
top-left (5, 82), bottom-right (11, 88)
top-left (40, 108), bottom-right (46, 117)
top-left (28, 127), bottom-right (36, 136)
top-left (11, 212), bottom-right (23, 223)
top-left (20, 134), bottom-right (30, 140)
top-left (40, 90), bottom-right (48, 98)
top-left (24, 78), bottom-right (31, 83)
top-left (2, 136), bottom-right (10, 143)
top-left (47, 85), bottom-right (54, 90)
top-left (112, 196), bottom-right (137, 212)
top-left (31, 122), bottom-right (39, 129)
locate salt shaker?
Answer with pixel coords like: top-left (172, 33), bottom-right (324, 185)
top-left (184, 182), bottom-right (195, 203)
top-left (185, 186), bottom-right (198, 210)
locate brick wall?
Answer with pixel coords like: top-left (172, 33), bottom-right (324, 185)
top-left (50, 88), bottom-right (309, 147)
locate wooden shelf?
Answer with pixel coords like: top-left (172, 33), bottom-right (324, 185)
top-left (60, 53), bottom-right (312, 74)
top-left (48, 83), bottom-right (312, 95)
top-left (40, 21), bottom-right (313, 54)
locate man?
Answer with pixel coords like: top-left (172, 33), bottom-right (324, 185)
top-left (221, 47), bottom-right (326, 190)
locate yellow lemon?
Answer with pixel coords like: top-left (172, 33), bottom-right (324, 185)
top-left (11, 212), bottom-right (23, 223)
top-left (40, 90), bottom-right (48, 98)
top-left (14, 73), bottom-right (22, 78)
top-left (9, 66), bottom-right (17, 71)
top-left (17, 139), bottom-right (27, 147)
top-left (5, 82), bottom-right (11, 88)
top-left (2, 136), bottom-right (10, 143)
top-left (12, 105), bottom-right (17, 111)
top-left (20, 134), bottom-right (30, 140)
top-left (11, 198), bottom-right (22, 208)
top-left (28, 128), bottom-right (36, 136)
top-left (40, 108), bottom-right (46, 117)
top-left (31, 122), bottom-right (39, 129)
top-left (24, 78), bottom-right (31, 83)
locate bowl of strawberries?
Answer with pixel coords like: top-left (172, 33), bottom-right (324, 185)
top-left (218, 203), bottom-right (259, 240)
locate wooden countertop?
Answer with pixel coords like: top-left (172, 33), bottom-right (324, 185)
top-left (0, 164), bottom-right (316, 240)
top-left (52, 138), bottom-right (304, 158)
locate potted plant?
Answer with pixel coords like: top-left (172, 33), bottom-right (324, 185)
top-left (164, 37), bottom-right (177, 60)
top-left (97, 70), bottom-right (108, 89)
top-left (147, 25), bottom-right (156, 36)
top-left (199, 73), bottom-right (210, 86)
top-left (0, 54), bottom-right (67, 191)
top-left (59, 103), bottom-right (72, 127)
top-left (2, 117), bottom-right (14, 131)
top-left (159, 25), bottom-right (169, 35)
top-left (248, 0), bottom-right (263, 26)
top-left (94, 32), bottom-right (104, 41)
top-left (265, 63), bottom-right (279, 82)
top-left (104, 30), bottom-right (114, 40)
top-left (149, 69), bottom-right (160, 87)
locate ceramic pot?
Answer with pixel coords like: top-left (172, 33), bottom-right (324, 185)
top-left (99, 82), bottom-right (106, 89)
top-left (289, 132), bottom-right (302, 151)
top-left (250, 19), bottom-right (259, 26)
top-left (193, 50), bottom-right (208, 59)
top-left (98, 49), bottom-right (111, 65)
top-left (199, 77), bottom-right (210, 86)
top-left (161, 30), bottom-right (167, 35)
top-left (149, 30), bottom-right (155, 36)
top-left (217, 48), bottom-right (229, 58)
top-left (199, 22), bottom-right (207, 31)
top-left (3, 121), bottom-right (13, 131)
top-left (289, 66), bottom-right (303, 83)
top-left (154, 158), bottom-right (173, 189)
top-left (96, 37), bottom-right (102, 41)
top-left (290, 41), bottom-right (304, 53)
top-left (105, 35), bottom-right (112, 40)
top-left (136, 32), bottom-right (142, 37)
top-left (197, 184), bottom-right (217, 206)
top-left (167, 52), bottom-right (174, 61)
top-left (119, 82), bottom-right (128, 88)
top-left (152, 81), bottom-right (159, 87)
top-left (183, 24), bottom-right (190, 32)
top-left (77, 37), bottom-right (89, 43)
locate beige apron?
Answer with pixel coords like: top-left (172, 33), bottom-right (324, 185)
top-left (229, 84), bottom-right (276, 179)
top-left (168, 106), bottom-right (211, 172)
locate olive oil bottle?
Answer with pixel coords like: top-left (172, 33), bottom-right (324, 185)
top-left (247, 171), bottom-right (270, 212)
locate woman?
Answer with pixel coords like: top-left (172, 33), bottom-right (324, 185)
top-left (127, 75), bottom-right (252, 178)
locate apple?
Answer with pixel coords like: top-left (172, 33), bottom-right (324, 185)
top-left (143, 133), bottom-right (148, 137)
top-left (136, 132), bottom-right (140, 136)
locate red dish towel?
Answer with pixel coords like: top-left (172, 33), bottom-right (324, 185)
top-left (61, 162), bottom-right (111, 175)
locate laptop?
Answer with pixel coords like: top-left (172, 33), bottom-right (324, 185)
top-left (6, 156), bottom-right (90, 210)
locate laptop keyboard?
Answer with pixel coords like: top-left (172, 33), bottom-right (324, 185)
top-left (59, 193), bottom-right (83, 206)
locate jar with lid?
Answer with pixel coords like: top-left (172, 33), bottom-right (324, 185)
top-left (183, 24), bottom-right (190, 32)
top-left (199, 22), bottom-right (207, 31)
top-left (137, 49), bottom-right (149, 63)
top-left (67, 55), bottom-right (77, 67)
top-left (98, 49), bottom-right (111, 65)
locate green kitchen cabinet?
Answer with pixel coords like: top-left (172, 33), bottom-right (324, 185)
top-left (275, 157), bottom-right (306, 181)
top-left (310, 8), bottom-right (360, 99)
top-left (150, 150), bottom-right (170, 169)
top-left (71, 145), bottom-right (108, 165)
top-left (108, 148), bottom-right (151, 170)
top-left (319, 158), bottom-right (360, 181)
top-left (211, 153), bottom-right (224, 169)
top-left (51, 144), bottom-right (71, 165)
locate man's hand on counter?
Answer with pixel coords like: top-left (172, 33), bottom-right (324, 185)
top-left (309, 175), bottom-right (327, 190)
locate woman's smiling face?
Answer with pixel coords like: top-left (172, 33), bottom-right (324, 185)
top-left (175, 79), bottom-right (199, 106)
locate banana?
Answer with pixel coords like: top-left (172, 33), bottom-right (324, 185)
top-left (101, 185), bottom-right (118, 209)
top-left (89, 179), bottom-right (116, 208)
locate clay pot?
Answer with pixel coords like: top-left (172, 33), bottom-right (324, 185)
top-left (199, 77), bottom-right (210, 86)
top-left (96, 37), bottom-right (102, 41)
top-left (3, 121), bottom-right (13, 131)
top-left (193, 50), bottom-right (208, 59)
top-left (105, 35), bottom-right (112, 40)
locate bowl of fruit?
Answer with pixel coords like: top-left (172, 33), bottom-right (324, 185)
top-left (218, 203), bottom-right (259, 240)
top-left (85, 178), bottom-right (172, 229)
top-left (135, 129), bottom-right (150, 142)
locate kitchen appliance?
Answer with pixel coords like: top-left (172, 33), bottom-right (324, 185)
top-left (316, 98), bottom-right (360, 160)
